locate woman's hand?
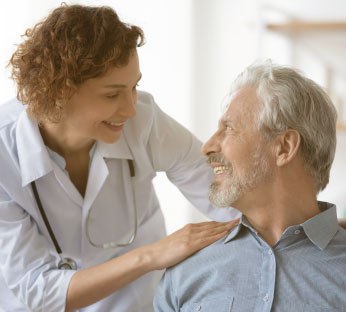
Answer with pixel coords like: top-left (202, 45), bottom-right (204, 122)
top-left (143, 219), bottom-right (239, 271)
top-left (66, 219), bottom-right (239, 310)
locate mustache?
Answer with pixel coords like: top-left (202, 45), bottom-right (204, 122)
top-left (206, 153), bottom-right (231, 167)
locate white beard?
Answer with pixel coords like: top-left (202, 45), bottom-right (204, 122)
top-left (209, 149), bottom-right (271, 207)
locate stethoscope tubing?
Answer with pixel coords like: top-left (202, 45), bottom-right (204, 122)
top-left (31, 159), bottom-right (137, 270)
top-left (85, 159), bottom-right (138, 248)
top-left (31, 181), bottom-right (63, 254)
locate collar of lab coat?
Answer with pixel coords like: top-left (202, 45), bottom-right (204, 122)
top-left (16, 111), bottom-right (54, 187)
top-left (16, 110), bottom-right (133, 187)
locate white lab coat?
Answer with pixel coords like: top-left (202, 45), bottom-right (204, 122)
top-left (0, 91), bottom-right (240, 312)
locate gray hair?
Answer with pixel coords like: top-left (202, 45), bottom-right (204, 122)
top-left (229, 60), bottom-right (337, 193)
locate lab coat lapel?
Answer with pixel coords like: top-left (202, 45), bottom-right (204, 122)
top-left (82, 134), bottom-right (134, 215)
top-left (82, 148), bottom-right (109, 214)
top-left (51, 161), bottom-right (84, 207)
top-left (81, 134), bottom-right (135, 265)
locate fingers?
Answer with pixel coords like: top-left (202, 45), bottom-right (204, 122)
top-left (199, 225), bottom-right (232, 237)
top-left (186, 231), bottom-right (228, 253)
top-left (147, 219), bottom-right (240, 270)
top-left (180, 219), bottom-right (240, 249)
top-left (194, 229), bottom-right (230, 249)
top-left (189, 218), bottom-right (239, 229)
top-left (186, 219), bottom-right (240, 234)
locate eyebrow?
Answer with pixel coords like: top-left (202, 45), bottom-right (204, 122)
top-left (102, 73), bottom-right (142, 89)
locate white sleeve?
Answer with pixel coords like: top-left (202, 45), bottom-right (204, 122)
top-left (0, 187), bottom-right (75, 311)
top-left (147, 99), bottom-right (240, 221)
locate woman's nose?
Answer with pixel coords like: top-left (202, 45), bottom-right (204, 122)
top-left (120, 92), bottom-right (137, 119)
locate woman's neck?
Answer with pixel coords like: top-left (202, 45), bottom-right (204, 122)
top-left (39, 121), bottom-right (94, 157)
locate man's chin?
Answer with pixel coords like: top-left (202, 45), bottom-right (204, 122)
top-left (209, 190), bottom-right (242, 208)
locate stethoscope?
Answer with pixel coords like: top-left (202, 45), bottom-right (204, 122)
top-left (31, 159), bottom-right (137, 270)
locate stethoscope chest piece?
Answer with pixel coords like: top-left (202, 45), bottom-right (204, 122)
top-left (58, 257), bottom-right (77, 270)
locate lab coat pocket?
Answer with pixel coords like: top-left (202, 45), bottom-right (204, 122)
top-left (180, 297), bottom-right (234, 312)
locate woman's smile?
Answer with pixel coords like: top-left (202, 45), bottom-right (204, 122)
top-left (102, 120), bottom-right (125, 132)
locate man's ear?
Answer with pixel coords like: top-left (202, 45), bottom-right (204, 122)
top-left (274, 130), bottom-right (301, 167)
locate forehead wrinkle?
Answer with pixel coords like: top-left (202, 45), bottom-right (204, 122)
top-left (231, 88), bottom-right (260, 129)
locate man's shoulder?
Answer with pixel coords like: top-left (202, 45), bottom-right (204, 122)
top-left (166, 236), bottom-right (232, 281)
top-left (330, 226), bottom-right (346, 248)
top-left (337, 225), bottom-right (346, 235)
top-left (168, 226), bottom-right (252, 277)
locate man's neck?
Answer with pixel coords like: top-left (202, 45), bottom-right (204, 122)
top-left (235, 181), bottom-right (320, 247)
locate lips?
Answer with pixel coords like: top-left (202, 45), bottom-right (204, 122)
top-left (102, 120), bottom-right (126, 132)
top-left (103, 120), bottom-right (125, 126)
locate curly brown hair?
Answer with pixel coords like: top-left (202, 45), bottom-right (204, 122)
top-left (9, 4), bottom-right (144, 122)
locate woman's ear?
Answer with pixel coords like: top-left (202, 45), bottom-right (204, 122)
top-left (274, 130), bottom-right (301, 167)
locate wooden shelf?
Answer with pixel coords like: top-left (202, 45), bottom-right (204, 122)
top-left (266, 21), bottom-right (346, 32)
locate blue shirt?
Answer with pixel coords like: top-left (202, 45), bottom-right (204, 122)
top-left (154, 202), bottom-right (346, 312)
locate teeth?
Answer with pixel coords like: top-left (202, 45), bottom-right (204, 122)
top-left (213, 166), bottom-right (229, 175)
top-left (104, 121), bottom-right (124, 126)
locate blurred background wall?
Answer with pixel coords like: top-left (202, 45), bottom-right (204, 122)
top-left (1, 0), bottom-right (345, 234)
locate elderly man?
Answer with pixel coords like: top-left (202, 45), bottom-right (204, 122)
top-left (154, 61), bottom-right (346, 312)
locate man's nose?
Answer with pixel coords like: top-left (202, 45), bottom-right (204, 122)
top-left (201, 132), bottom-right (221, 156)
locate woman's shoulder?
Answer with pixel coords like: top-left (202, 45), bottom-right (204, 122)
top-left (137, 90), bottom-right (155, 105)
top-left (0, 99), bottom-right (25, 170)
top-left (0, 98), bottom-right (25, 130)
top-left (136, 90), bottom-right (157, 117)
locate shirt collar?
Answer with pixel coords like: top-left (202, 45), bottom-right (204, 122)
top-left (223, 201), bottom-right (339, 250)
top-left (223, 214), bottom-right (255, 244)
top-left (301, 201), bottom-right (338, 250)
top-left (16, 111), bottom-right (54, 187)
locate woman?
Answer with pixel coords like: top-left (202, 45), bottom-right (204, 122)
top-left (0, 4), bottom-right (240, 312)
